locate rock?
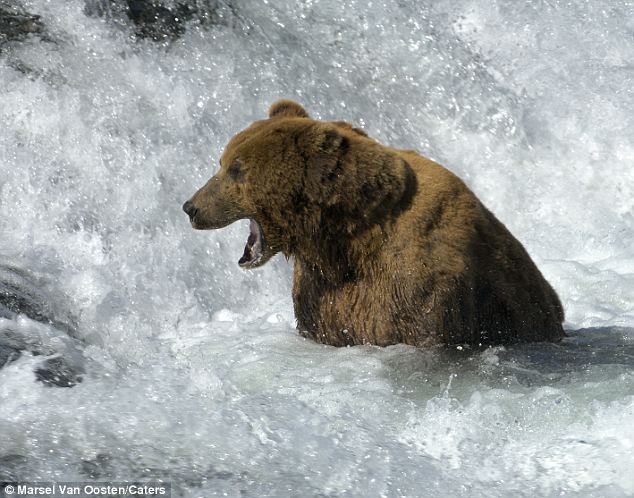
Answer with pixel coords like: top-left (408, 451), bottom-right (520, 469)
top-left (0, 265), bottom-right (84, 387)
top-left (0, 2), bottom-right (44, 47)
top-left (126, 0), bottom-right (195, 41)
top-left (35, 356), bottom-right (84, 388)
top-left (0, 341), bottom-right (21, 368)
top-left (84, 0), bottom-right (225, 41)
top-left (2, 0), bottom-right (232, 46)
top-left (0, 265), bottom-right (77, 337)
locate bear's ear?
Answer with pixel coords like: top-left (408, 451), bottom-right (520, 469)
top-left (299, 123), bottom-right (417, 234)
top-left (268, 99), bottom-right (310, 119)
top-left (301, 123), bottom-right (350, 195)
top-left (308, 123), bottom-right (349, 155)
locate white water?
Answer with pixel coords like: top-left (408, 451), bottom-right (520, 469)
top-left (1, 0), bottom-right (633, 496)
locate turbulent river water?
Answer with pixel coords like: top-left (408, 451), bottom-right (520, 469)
top-left (1, 0), bottom-right (633, 496)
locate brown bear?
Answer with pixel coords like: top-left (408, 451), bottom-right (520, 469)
top-left (183, 99), bottom-right (565, 347)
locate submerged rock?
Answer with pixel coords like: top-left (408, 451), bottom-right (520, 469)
top-left (0, 2), bottom-right (55, 77)
top-left (2, 0), bottom-right (234, 47)
top-left (0, 315), bottom-right (86, 388)
top-left (35, 355), bottom-right (84, 388)
top-left (0, 4), bottom-right (43, 39)
top-left (0, 341), bottom-right (21, 368)
top-left (0, 2), bottom-right (44, 47)
top-left (84, 0), bottom-right (226, 41)
top-left (0, 265), bottom-right (83, 387)
top-left (0, 265), bottom-right (77, 336)
top-left (126, 0), bottom-right (195, 40)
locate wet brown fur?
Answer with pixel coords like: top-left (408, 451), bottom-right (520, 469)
top-left (186, 99), bottom-right (565, 347)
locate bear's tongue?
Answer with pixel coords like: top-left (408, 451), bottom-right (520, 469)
top-left (238, 219), bottom-right (264, 267)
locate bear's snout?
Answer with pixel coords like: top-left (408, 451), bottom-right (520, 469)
top-left (182, 200), bottom-right (198, 222)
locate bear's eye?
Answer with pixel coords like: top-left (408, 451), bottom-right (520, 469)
top-left (227, 159), bottom-right (244, 181)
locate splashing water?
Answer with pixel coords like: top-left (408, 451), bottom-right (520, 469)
top-left (1, 0), bottom-right (633, 496)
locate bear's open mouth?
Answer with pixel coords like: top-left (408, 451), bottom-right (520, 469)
top-left (238, 219), bottom-right (265, 268)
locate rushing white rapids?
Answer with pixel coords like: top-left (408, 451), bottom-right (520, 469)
top-left (1, 0), bottom-right (633, 496)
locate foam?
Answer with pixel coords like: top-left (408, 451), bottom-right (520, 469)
top-left (0, 0), bottom-right (633, 495)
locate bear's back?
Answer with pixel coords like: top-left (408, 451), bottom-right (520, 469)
top-left (298, 134), bottom-right (565, 346)
top-left (388, 148), bottom-right (565, 344)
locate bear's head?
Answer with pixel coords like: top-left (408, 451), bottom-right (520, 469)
top-left (183, 100), bottom-right (416, 272)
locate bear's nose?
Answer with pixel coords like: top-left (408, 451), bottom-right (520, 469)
top-left (182, 200), bottom-right (198, 221)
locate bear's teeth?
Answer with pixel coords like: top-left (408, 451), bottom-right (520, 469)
top-left (238, 219), bottom-right (264, 267)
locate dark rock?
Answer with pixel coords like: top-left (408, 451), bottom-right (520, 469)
top-left (0, 265), bottom-right (77, 337)
top-left (0, 343), bottom-right (21, 369)
top-left (0, 265), bottom-right (85, 387)
top-left (84, 0), bottom-right (225, 41)
top-left (126, 0), bottom-right (194, 41)
top-left (0, 2), bottom-right (44, 47)
top-left (34, 356), bottom-right (84, 388)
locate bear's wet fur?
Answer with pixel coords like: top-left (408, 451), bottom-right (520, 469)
top-left (185, 100), bottom-right (565, 347)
